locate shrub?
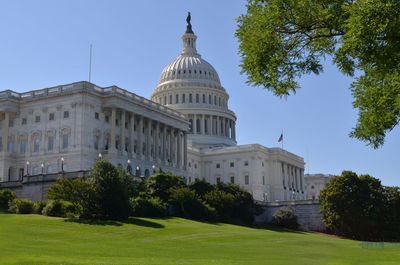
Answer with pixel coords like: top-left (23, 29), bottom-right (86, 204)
top-left (130, 196), bottom-right (167, 217)
top-left (46, 177), bottom-right (97, 218)
top-left (42, 200), bottom-right (80, 217)
top-left (146, 170), bottom-right (185, 202)
top-left (204, 189), bottom-right (236, 222)
top-left (189, 179), bottom-right (214, 198)
top-left (8, 199), bottom-right (35, 214)
top-left (34, 201), bottom-right (47, 214)
top-left (272, 207), bottom-right (299, 229)
top-left (0, 189), bottom-right (16, 211)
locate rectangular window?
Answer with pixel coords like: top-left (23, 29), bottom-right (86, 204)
top-left (95, 112), bottom-right (99, 119)
top-left (47, 166), bottom-right (53, 174)
top-left (48, 136), bottom-right (54, 151)
top-left (230, 176), bottom-right (235, 184)
top-left (33, 167), bottom-right (38, 175)
top-left (105, 116), bottom-right (109, 123)
top-left (176, 94), bottom-right (179, 103)
top-left (49, 113), bottom-right (55, 120)
top-left (34, 139), bottom-right (40, 152)
top-left (245, 175), bottom-right (249, 185)
top-left (216, 177), bottom-right (221, 184)
top-left (244, 161), bottom-right (249, 166)
top-left (214, 96), bottom-right (217, 105)
top-left (116, 119), bottom-right (119, 126)
top-left (189, 94), bottom-right (192, 103)
top-left (22, 118), bottom-right (27, 125)
top-left (20, 140), bottom-right (26, 154)
top-left (125, 122), bottom-right (128, 129)
top-left (202, 94), bottom-right (206, 103)
top-left (169, 95), bottom-right (172, 104)
top-left (7, 141), bottom-right (13, 153)
top-left (182, 94), bottom-right (186, 103)
top-left (64, 111), bottom-right (69, 118)
top-left (9, 120), bottom-right (14, 127)
top-left (196, 94), bottom-right (199, 103)
top-left (263, 176), bottom-right (265, 185)
top-left (219, 97), bottom-right (221, 106)
top-left (164, 96), bottom-right (166, 105)
top-left (216, 163), bottom-right (220, 169)
top-left (230, 162), bottom-right (234, 167)
top-left (35, 116), bottom-right (40, 123)
top-left (209, 95), bottom-right (212, 104)
top-left (63, 135), bottom-right (68, 149)
top-left (94, 137), bottom-right (99, 150)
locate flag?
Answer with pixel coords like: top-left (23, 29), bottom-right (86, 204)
top-left (278, 133), bottom-right (283, 142)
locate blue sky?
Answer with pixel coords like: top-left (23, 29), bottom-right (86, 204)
top-left (0, 0), bottom-right (398, 186)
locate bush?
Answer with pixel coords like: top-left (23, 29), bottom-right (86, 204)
top-left (189, 179), bottom-right (214, 198)
top-left (272, 207), bottom-right (299, 229)
top-left (34, 201), bottom-right (47, 214)
top-left (42, 200), bottom-right (80, 217)
top-left (8, 199), bottom-right (35, 214)
top-left (46, 177), bottom-right (97, 218)
top-left (168, 186), bottom-right (217, 221)
top-left (130, 196), bottom-right (168, 217)
top-left (0, 189), bottom-right (16, 211)
top-left (204, 189), bottom-right (236, 222)
top-left (146, 170), bottom-right (185, 202)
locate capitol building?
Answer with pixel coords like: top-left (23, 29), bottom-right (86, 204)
top-left (0, 17), bottom-right (306, 202)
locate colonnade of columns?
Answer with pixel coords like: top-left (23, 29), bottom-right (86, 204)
top-left (282, 162), bottom-right (304, 194)
top-left (189, 114), bottom-right (236, 140)
top-left (107, 107), bottom-right (187, 169)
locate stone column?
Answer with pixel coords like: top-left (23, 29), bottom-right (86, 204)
top-left (169, 127), bottom-right (174, 164)
top-left (222, 117), bottom-right (226, 137)
top-left (216, 116), bottom-right (220, 136)
top-left (110, 108), bottom-right (116, 151)
top-left (138, 115), bottom-right (143, 158)
top-left (146, 118), bottom-right (151, 159)
top-left (129, 113), bottom-right (135, 154)
top-left (2, 112), bottom-right (9, 153)
top-left (177, 130), bottom-right (182, 168)
top-left (193, 114), bottom-right (197, 134)
top-left (201, 115), bottom-right (205, 135)
top-left (120, 110), bottom-right (126, 152)
top-left (155, 121), bottom-right (159, 161)
top-left (183, 132), bottom-right (187, 169)
top-left (208, 116), bottom-right (212, 136)
top-left (233, 121), bottom-right (236, 140)
top-left (163, 125), bottom-right (167, 163)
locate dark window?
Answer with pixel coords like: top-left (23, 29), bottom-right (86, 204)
top-left (35, 116), bottom-right (40, 123)
top-left (95, 112), bottom-right (99, 119)
top-left (196, 94), bottom-right (199, 103)
top-left (49, 113), bottom-right (55, 120)
top-left (22, 118), bottom-right (27, 125)
top-left (105, 116), bottom-right (109, 123)
top-left (202, 94), bottom-right (206, 103)
top-left (63, 111), bottom-right (69, 118)
top-left (176, 94), bottom-right (179, 103)
top-left (216, 163), bottom-right (220, 169)
top-left (230, 176), bottom-right (235, 184)
top-left (245, 175), bottom-right (249, 185)
top-left (169, 95), bottom-right (172, 104)
top-left (182, 94), bottom-right (186, 103)
top-left (230, 162), bottom-right (234, 167)
top-left (244, 161), bottom-right (249, 166)
top-left (189, 94), bottom-right (193, 103)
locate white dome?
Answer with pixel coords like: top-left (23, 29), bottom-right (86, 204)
top-left (151, 20), bottom-right (237, 149)
top-left (159, 55), bottom-right (221, 85)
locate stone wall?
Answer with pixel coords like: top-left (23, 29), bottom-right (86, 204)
top-left (255, 200), bottom-right (326, 232)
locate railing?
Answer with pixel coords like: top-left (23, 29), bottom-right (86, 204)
top-left (0, 81), bottom-right (187, 120)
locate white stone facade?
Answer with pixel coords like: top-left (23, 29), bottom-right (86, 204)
top-left (304, 174), bottom-right (334, 200)
top-left (0, 18), bottom-right (306, 202)
top-left (0, 82), bottom-right (189, 182)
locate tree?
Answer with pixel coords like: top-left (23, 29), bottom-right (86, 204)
top-left (146, 170), bottom-right (185, 202)
top-left (188, 179), bottom-right (214, 198)
top-left (319, 171), bottom-right (393, 241)
top-left (236, 0), bottom-right (400, 148)
top-left (0, 189), bottom-right (16, 211)
top-left (46, 178), bottom-right (96, 218)
top-left (89, 160), bottom-right (132, 220)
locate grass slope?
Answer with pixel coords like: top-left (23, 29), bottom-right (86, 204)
top-left (0, 213), bottom-right (399, 265)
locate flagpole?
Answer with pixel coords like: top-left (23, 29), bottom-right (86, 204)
top-left (281, 130), bottom-right (283, 150)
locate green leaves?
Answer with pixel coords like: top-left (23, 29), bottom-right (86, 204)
top-left (236, 0), bottom-right (400, 147)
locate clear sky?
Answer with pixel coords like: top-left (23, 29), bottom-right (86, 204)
top-left (0, 0), bottom-right (398, 186)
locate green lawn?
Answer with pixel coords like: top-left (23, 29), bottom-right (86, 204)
top-left (0, 213), bottom-right (399, 265)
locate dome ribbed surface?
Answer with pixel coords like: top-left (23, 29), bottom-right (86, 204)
top-left (158, 55), bottom-right (220, 84)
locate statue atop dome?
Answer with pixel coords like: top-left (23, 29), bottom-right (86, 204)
top-left (185, 12), bottom-right (194, 34)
